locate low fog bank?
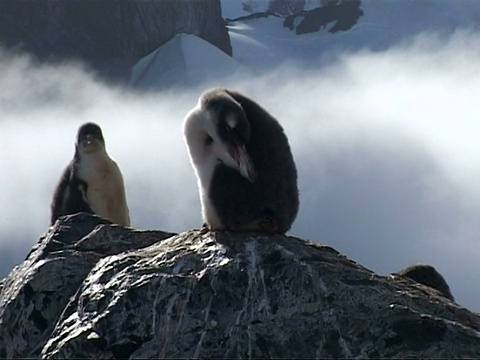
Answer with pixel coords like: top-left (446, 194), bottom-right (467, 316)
top-left (1, 29), bottom-right (479, 310)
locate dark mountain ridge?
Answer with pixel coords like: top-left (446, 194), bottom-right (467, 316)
top-left (0, 0), bottom-right (231, 81)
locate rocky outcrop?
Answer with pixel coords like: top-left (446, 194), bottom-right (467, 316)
top-left (0, 0), bottom-right (231, 81)
top-left (279, 0), bottom-right (363, 34)
top-left (0, 214), bottom-right (174, 358)
top-left (227, 1), bottom-right (363, 37)
top-left (292, 0), bottom-right (363, 34)
top-left (1, 213), bottom-right (480, 358)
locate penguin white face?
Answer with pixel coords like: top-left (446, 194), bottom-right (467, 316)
top-left (76, 122), bottom-right (106, 156)
top-left (201, 93), bottom-right (257, 182)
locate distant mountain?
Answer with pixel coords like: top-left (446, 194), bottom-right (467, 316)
top-left (132, 0), bottom-right (365, 89)
top-left (2, 0), bottom-right (480, 86)
top-left (130, 0), bottom-right (480, 89)
top-left (0, 0), bottom-right (231, 81)
top-left (226, 0), bottom-right (364, 35)
top-left (223, 0), bottom-right (480, 69)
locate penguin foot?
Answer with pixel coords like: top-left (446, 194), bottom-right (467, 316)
top-left (236, 216), bottom-right (280, 234)
top-left (205, 216), bottom-right (282, 234)
top-left (199, 222), bottom-right (211, 235)
top-left (257, 216), bottom-right (281, 233)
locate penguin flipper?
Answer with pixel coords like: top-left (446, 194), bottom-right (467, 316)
top-left (50, 164), bottom-right (93, 225)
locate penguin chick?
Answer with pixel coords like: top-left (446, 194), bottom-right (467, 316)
top-left (183, 87), bottom-right (299, 233)
top-left (397, 264), bottom-right (455, 301)
top-left (50, 122), bottom-right (130, 226)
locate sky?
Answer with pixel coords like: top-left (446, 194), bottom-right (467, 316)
top-left (1, 3), bottom-right (480, 311)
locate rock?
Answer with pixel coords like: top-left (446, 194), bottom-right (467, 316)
top-left (268, 0), bottom-right (306, 17)
top-left (0, 0), bottom-right (231, 81)
top-left (0, 213), bottom-right (175, 358)
top-left (284, 0), bottom-right (363, 34)
top-left (1, 214), bottom-right (480, 358)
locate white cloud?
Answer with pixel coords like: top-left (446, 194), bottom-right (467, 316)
top-left (1, 29), bottom-right (480, 310)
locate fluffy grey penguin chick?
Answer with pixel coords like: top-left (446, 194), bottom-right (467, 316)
top-left (397, 264), bottom-right (455, 301)
top-left (50, 122), bottom-right (130, 226)
top-left (183, 87), bottom-right (299, 233)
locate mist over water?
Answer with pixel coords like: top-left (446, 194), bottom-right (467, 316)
top-left (1, 30), bottom-right (479, 310)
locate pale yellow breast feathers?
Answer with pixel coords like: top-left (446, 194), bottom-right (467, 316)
top-left (79, 155), bottom-right (130, 226)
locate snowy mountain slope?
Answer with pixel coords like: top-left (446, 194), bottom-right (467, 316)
top-left (131, 34), bottom-right (248, 90)
top-left (133, 0), bottom-right (480, 85)
top-left (222, 0), bottom-right (480, 70)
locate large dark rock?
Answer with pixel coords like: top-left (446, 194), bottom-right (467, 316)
top-left (283, 0), bottom-right (363, 34)
top-left (227, 1), bottom-right (363, 38)
top-left (0, 213), bottom-right (174, 358)
top-left (1, 213), bottom-right (480, 358)
top-left (0, 0), bottom-right (231, 81)
top-left (301, 0), bottom-right (362, 34)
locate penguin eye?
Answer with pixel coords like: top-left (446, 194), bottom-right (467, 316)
top-left (226, 116), bottom-right (237, 131)
top-left (205, 135), bottom-right (213, 146)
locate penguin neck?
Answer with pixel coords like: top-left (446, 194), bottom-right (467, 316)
top-left (76, 147), bottom-right (113, 178)
top-left (77, 147), bottom-right (110, 162)
top-left (183, 106), bottom-right (220, 189)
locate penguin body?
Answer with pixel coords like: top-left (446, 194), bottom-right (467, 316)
top-left (397, 264), bottom-right (454, 301)
top-left (183, 88), bottom-right (299, 233)
top-left (50, 122), bottom-right (130, 226)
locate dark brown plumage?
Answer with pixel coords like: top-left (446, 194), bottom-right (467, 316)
top-left (397, 264), bottom-right (454, 301)
top-left (183, 88), bottom-right (299, 233)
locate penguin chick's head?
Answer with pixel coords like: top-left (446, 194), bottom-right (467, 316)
top-left (76, 122), bottom-right (106, 155)
top-left (201, 90), bottom-right (256, 182)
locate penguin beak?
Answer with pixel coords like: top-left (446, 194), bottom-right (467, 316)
top-left (229, 143), bottom-right (256, 182)
top-left (84, 134), bottom-right (94, 145)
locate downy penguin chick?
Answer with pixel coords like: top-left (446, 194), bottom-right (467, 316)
top-left (50, 122), bottom-right (130, 226)
top-left (397, 264), bottom-right (455, 301)
top-left (183, 87), bottom-right (299, 233)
